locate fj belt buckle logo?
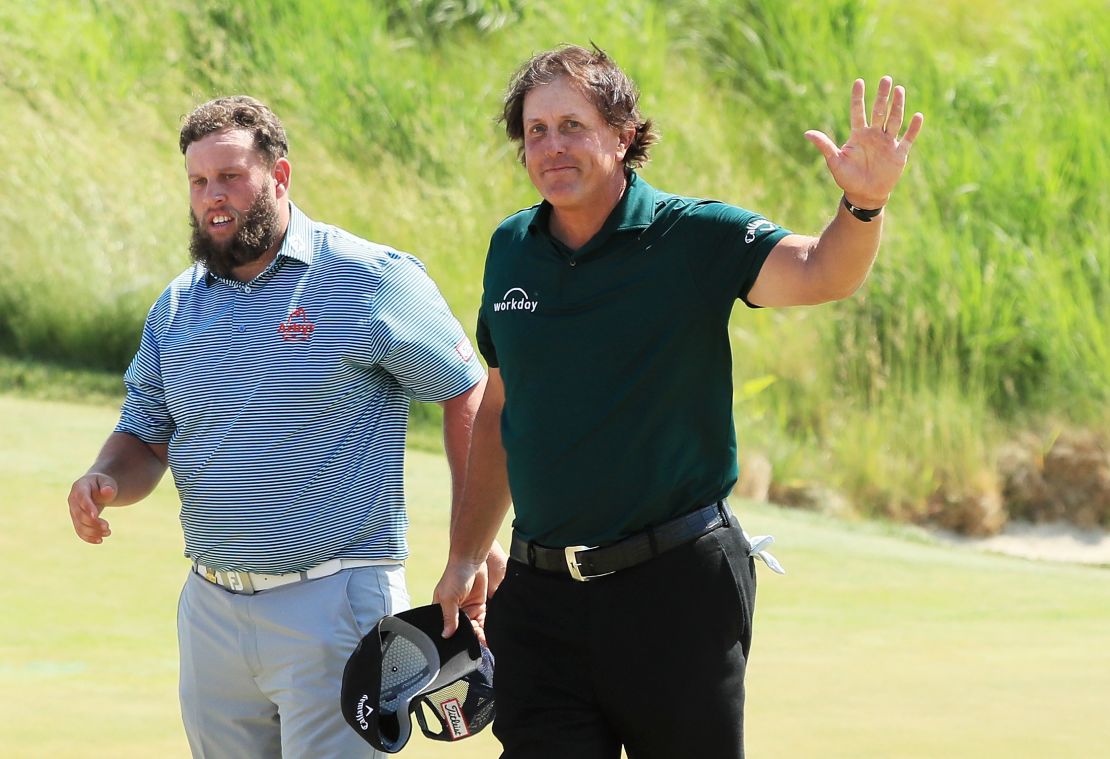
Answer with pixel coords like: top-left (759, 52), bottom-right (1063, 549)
top-left (564, 545), bottom-right (613, 582)
top-left (218, 570), bottom-right (255, 594)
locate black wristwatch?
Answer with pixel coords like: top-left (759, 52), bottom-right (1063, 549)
top-left (842, 195), bottom-right (884, 222)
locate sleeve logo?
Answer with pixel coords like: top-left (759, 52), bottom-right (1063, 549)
top-left (455, 337), bottom-right (475, 362)
top-left (745, 218), bottom-right (778, 244)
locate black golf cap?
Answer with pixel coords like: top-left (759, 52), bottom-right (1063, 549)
top-left (340, 604), bottom-right (495, 753)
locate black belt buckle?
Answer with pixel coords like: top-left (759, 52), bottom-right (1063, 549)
top-left (563, 545), bottom-right (614, 582)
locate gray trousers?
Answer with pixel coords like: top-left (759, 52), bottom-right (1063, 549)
top-left (177, 565), bottom-right (409, 758)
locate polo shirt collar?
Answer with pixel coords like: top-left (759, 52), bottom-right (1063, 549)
top-left (279, 201), bottom-right (314, 265)
top-left (611, 171), bottom-right (656, 232)
top-left (528, 171), bottom-right (657, 254)
top-left (201, 200), bottom-right (313, 287)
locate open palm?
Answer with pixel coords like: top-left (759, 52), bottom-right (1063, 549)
top-left (805, 76), bottom-right (924, 209)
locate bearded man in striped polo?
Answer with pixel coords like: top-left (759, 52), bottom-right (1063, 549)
top-left (67, 96), bottom-right (502, 758)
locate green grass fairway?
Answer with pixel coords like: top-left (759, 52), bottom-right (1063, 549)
top-left (2, 395), bottom-right (1108, 758)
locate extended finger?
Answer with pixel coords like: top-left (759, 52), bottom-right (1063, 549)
top-left (898, 112), bottom-right (925, 154)
top-left (885, 85), bottom-right (906, 137)
top-left (870, 75), bottom-right (893, 130)
top-left (850, 78), bottom-right (866, 130)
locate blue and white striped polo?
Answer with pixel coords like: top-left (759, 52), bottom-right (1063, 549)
top-left (116, 202), bottom-right (484, 572)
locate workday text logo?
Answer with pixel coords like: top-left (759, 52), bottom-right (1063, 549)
top-left (493, 287), bottom-right (538, 313)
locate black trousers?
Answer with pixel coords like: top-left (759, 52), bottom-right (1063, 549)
top-left (485, 520), bottom-right (757, 759)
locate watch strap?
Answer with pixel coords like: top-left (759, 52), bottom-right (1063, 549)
top-left (842, 195), bottom-right (883, 222)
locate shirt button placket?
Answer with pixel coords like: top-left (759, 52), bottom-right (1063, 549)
top-left (234, 283), bottom-right (251, 336)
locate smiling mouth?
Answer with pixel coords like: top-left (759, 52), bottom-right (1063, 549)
top-left (208, 213), bottom-right (235, 229)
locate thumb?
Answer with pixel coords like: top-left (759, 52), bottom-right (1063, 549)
top-left (804, 130), bottom-right (839, 162)
top-left (93, 476), bottom-right (118, 506)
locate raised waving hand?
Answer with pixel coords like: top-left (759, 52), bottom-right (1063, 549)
top-left (805, 76), bottom-right (924, 209)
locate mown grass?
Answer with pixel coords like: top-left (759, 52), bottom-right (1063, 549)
top-left (1, 0), bottom-right (1107, 521)
top-left (3, 395), bottom-right (1108, 758)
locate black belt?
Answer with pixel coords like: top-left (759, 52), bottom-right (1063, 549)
top-left (509, 502), bottom-right (730, 582)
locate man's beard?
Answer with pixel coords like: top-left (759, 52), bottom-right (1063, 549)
top-left (189, 191), bottom-right (282, 279)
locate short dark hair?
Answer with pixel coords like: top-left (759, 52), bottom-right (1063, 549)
top-left (179, 95), bottom-right (288, 165)
top-left (501, 44), bottom-right (659, 169)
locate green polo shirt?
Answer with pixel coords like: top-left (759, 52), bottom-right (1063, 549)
top-left (477, 172), bottom-right (790, 546)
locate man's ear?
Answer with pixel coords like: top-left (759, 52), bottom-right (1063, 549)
top-left (616, 126), bottom-right (637, 160)
top-left (273, 157), bottom-right (292, 197)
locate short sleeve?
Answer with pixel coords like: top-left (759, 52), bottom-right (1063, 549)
top-left (375, 254), bottom-right (485, 402)
top-left (475, 310), bottom-right (498, 368)
top-left (115, 305), bottom-right (175, 444)
top-left (680, 202), bottom-right (790, 308)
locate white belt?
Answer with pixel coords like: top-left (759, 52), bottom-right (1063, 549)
top-left (191, 557), bottom-right (402, 595)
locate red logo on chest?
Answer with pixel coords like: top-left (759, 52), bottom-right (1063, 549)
top-left (278, 307), bottom-right (316, 342)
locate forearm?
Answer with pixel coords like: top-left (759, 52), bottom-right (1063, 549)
top-left (441, 377), bottom-right (486, 506)
top-left (807, 197), bottom-right (885, 299)
top-left (88, 431), bottom-right (168, 505)
top-left (449, 377), bottom-right (512, 565)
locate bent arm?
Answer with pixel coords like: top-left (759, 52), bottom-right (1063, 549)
top-left (89, 432), bottom-right (169, 504)
top-left (746, 204), bottom-right (883, 307)
top-left (749, 75), bottom-right (923, 308)
top-left (67, 432), bottom-right (168, 543)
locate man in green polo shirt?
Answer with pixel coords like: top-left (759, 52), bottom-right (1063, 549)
top-left (435, 44), bottom-right (923, 758)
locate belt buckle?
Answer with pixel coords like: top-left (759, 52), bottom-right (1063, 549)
top-left (217, 570), bottom-right (256, 595)
top-left (564, 545), bottom-right (612, 582)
